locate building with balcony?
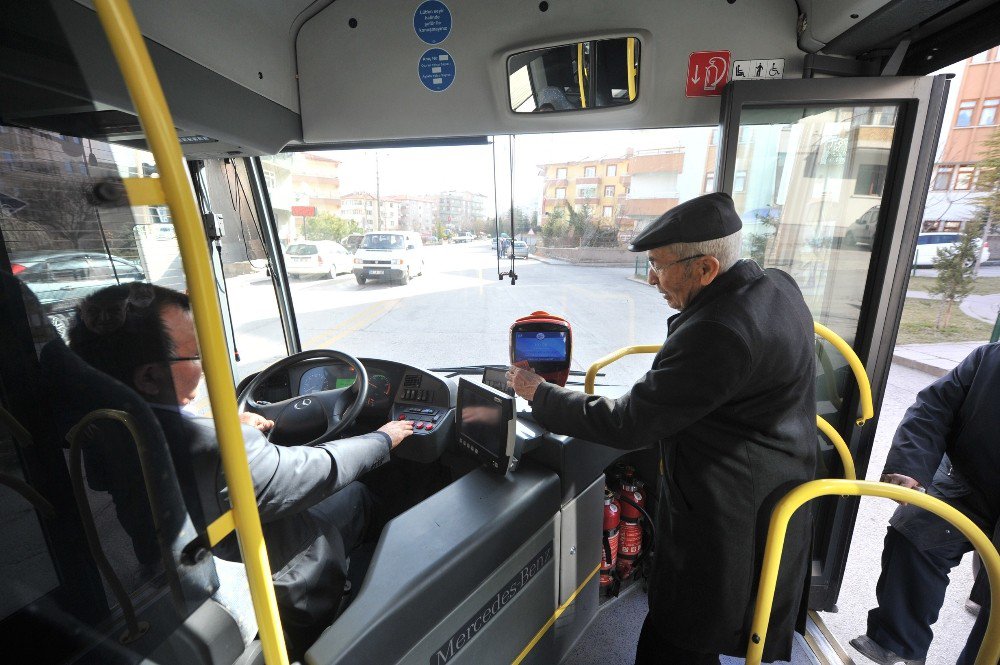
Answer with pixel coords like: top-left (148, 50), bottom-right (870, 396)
top-left (290, 153), bottom-right (341, 217)
top-left (386, 195), bottom-right (436, 231)
top-left (437, 190), bottom-right (486, 229)
top-left (341, 192), bottom-right (400, 231)
top-left (924, 48), bottom-right (1000, 242)
top-left (539, 153), bottom-right (632, 225)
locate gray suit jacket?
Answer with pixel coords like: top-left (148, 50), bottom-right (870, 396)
top-left (155, 408), bottom-right (391, 629)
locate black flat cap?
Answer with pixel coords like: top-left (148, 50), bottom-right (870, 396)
top-left (628, 192), bottom-right (742, 252)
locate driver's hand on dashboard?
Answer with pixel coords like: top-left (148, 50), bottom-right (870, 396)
top-left (240, 411), bottom-right (275, 433)
top-left (378, 419), bottom-right (415, 448)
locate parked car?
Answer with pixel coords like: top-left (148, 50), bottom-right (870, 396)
top-left (285, 240), bottom-right (352, 279)
top-left (10, 250), bottom-right (146, 337)
top-left (507, 240), bottom-right (529, 259)
top-left (913, 232), bottom-right (990, 267)
top-left (451, 233), bottom-right (474, 244)
top-left (421, 235), bottom-right (441, 245)
top-left (845, 206), bottom-right (879, 248)
top-left (352, 231), bottom-right (424, 285)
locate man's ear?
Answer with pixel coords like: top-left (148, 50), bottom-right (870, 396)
top-left (698, 256), bottom-right (722, 285)
top-left (133, 362), bottom-right (167, 399)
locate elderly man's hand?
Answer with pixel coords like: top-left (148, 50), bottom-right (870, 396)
top-left (507, 365), bottom-right (545, 401)
top-left (240, 411), bottom-right (275, 433)
top-left (378, 419), bottom-right (414, 448)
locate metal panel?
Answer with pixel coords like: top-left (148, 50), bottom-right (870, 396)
top-left (554, 475), bottom-right (604, 659)
top-left (297, 0), bottom-right (803, 143)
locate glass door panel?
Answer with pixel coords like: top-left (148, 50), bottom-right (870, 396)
top-left (717, 76), bottom-right (949, 609)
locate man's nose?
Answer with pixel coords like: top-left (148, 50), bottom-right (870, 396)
top-left (647, 270), bottom-right (657, 286)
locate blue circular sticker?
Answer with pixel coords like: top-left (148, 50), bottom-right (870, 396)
top-left (414, 0), bottom-right (451, 45)
top-left (418, 48), bottom-right (455, 92)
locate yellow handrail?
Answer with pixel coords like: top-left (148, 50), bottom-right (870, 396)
top-left (747, 479), bottom-right (1000, 665)
top-left (814, 322), bottom-right (874, 425)
top-left (815, 415), bottom-right (855, 480)
top-left (92, 2), bottom-right (288, 663)
top-left (584, 344), bottom-right (661, 394)
top-left (577, 43), bottom-right (587, 109)
top-left (626, 37), bottom-right (637, 101)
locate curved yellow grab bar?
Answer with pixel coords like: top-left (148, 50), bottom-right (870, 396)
top-left (577, 43), bottom-right (587, 109)
top-left (747, 479), bottom-right (1000, 665)
top-left (93, 1), bottom-right (287, 663)
top-left (584, 345), bottom-right (661, 394)
top-left (814, 322), bottom-right (874, 426)
top-left (816, 415), bottom-right (855, 480)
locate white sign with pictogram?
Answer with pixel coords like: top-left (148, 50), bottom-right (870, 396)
top-left (731, 59), bottom-right (785, 81)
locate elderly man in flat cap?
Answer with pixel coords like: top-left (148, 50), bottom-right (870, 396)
top-left (509, 192), bottom-right (817, 664)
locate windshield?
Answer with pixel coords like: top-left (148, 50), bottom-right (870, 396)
top-left (360, 234), bottom-right (405, 249)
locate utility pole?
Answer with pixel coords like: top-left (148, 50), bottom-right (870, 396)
top-left (375, 152), bottom-right (382, 231)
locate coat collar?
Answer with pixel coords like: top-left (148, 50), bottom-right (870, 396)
top-left (667, 259), bottom-right (764, 333)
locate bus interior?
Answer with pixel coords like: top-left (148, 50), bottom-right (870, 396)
top-left (2, 1), bottom-right (1000, 664)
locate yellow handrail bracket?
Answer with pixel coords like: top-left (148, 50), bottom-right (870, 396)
top-left (814, 322), bottom-right (874, 425)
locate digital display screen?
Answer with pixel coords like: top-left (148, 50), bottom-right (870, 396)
top-left (458, 382), bottom-right (506, 460)
top-left (513, 331), bottom-right (568, 363)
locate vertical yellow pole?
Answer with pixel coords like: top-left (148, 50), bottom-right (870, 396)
top-left (577, 43), bottom-right (587, 109)
top-left (91, 2), bottom-right (288, 663)
top-left (627, 38), bottom-right (637, 101)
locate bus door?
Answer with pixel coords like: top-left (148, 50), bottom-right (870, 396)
top-left (715, 75), bottom-right (950, 609)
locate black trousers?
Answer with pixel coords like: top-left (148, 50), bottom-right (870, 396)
top-left (866, 525), bottom-right (985, 662)
top-left (635, 612), bottom-right (720, 665)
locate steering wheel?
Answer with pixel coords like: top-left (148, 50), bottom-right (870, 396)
top-left (237, 349), bottom-right (369, 446)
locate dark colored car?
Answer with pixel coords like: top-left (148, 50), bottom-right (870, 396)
top-left (11, 251), bottom-right (146, 337)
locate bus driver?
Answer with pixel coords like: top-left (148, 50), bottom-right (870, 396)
top-left (68, 284), bottom-right (414, 655)
top-left (508, 192), bottom-right (818, 664)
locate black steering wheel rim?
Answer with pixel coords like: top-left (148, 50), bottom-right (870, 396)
top-left (236, 349), bottom-right (369, 445)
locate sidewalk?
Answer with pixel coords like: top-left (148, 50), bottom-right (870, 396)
top-left (892, 341), bottom-right (987, 376)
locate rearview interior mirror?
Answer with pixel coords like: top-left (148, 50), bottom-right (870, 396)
top-left (508, 37), bottom-right (640, 113)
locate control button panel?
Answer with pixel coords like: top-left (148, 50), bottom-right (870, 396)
top-left (396, 406), bottom-right (444, 435)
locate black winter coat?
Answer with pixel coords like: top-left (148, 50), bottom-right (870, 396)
top-left (531, 260), bottom-right (817, 661)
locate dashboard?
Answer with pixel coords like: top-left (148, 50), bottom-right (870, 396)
top-left (248, 357), bottom-right (458, 462)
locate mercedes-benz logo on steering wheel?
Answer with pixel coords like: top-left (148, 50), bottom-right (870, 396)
top-left (293, 398), bottom-right (312, 410)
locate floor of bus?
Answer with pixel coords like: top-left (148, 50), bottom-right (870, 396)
top-left (563, 583), bottom-right (844, 665)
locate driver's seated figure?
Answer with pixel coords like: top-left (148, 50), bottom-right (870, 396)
top-left (68, 283), bottom-right (414, 656)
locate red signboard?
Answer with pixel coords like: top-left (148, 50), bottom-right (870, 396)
top-left (291, 205), bottom-right (317, 217)
top-left (685, 50), bottom-right (731, 97)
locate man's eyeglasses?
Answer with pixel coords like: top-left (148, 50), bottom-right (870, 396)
top-left (166, 355), bottom-right (201, 363)
top-left (647, 254), bottom-right (705, 275)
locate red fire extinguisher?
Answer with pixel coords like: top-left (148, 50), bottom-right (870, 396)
top-left (600, 489), bottom-right (620, 593)
top-left (617, 472), bottom-right (646, 580)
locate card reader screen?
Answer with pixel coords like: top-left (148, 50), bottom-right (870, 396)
top-left (458, 383), bottom-right (505, 460)
top-left (513, 331), bottom-right (568, 363)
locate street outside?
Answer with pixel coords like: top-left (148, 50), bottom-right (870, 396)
top-left (207, 240), bottom-right (993, 664)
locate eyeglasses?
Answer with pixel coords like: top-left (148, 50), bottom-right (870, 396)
top-left (166, 355), bottom-right (201, 363)
top-left (647, 254), bottom-right (705, 275)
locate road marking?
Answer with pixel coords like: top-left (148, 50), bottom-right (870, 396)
top-left (304, 297), bottom-right (402, 349)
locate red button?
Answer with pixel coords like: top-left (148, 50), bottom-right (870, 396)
top-left (424, 423), bottom-right (434, 431)
top-left (398, 414), bottom-right (406, 420)
top-left (415, 422), bottom-right (425, 429)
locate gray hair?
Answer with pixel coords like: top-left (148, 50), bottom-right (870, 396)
top-left (668, 230), bottom-right (742, 273)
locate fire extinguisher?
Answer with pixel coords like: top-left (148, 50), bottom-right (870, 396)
top-left (617, 472), bottom-right (646, 580)
top-left (600, 489), bottom-right (621, 594)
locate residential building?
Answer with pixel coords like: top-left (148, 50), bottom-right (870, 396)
top-left (289, 153), bottom-right (341, 217)
top-left (387, 194), bottom-right (436, 231)
top-left (341, 192), bottom-right (401, 230)
top-left (437, 190), bottom-right (486, 229)
top-left (924, 47), bottom-right (1000, 244)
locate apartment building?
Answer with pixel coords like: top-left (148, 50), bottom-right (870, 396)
top-left (437, 190), bottom-right (486, 229)
top-left (924, 47), bottom-right (1000, 236)
top-left (341, 192), bottom-right (401, 231)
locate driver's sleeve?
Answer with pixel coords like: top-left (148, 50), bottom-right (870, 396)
top-left (239, 424), bottom-right (391, 522)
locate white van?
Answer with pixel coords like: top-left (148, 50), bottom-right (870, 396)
top-left (352, 231), bottom-right (424, 285)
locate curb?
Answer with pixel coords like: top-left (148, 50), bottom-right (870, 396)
top-left (890, 353), bottom-right (949, 378)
